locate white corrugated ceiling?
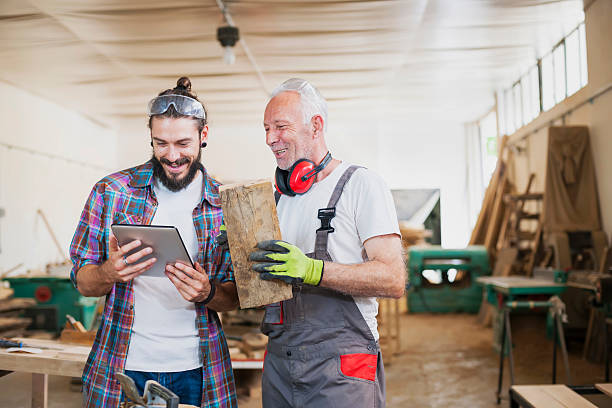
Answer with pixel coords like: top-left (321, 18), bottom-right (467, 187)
top-left (0, 0), bottom-right (584, 127)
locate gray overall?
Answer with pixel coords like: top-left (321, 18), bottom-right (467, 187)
top-left (262, 165), bottom-right (385, 408)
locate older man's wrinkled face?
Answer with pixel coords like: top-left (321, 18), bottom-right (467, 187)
top-left (263, 91), bottom-right (313, 170)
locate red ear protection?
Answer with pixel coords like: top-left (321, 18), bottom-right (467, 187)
top-left (275, 152), bottom-right (332, 196)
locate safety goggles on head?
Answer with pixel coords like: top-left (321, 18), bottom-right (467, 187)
top-left (147, 94), bottom-right (206, 119)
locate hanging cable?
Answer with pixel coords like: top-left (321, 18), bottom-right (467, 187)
top-left (215, 0), bottom-right (271, 95)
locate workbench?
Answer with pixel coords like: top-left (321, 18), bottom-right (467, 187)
top-left (476, 276), bottom-right (570, 404)
top-left (510, 384), bottom-right (611, 407)
top-left (0, 338), bottom-right (263, 408)
top-left (477, 276), bottom-right (567, 301)
top-left (0, 338), bottom-right (88, 408)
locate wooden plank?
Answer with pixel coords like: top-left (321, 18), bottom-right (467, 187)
top-left (476, 276), bottom-right (564, 289)
top-left (0, 317), bottom-right (31, 331)
top-left (495, 205), bottom-right (512, 251)
top-left (32, 373), bottom-right (48, 408)
top-left (512, 385), bottom-right (596, 408)
top-left (219, 180), bottom-right (293, 309)
top-left (0, 338), bottom-right (89, 378)
top-left (0, 298), bottom-right (36, 313)
top-left (524, 219), bottom-right (543, 276)
top-left (0, 287), bottom-right (13, 301)
top-left (595, 383), bottom-right (612, 398)
top-left (470, 135), bottom-right (509, 245)
top-left (484, 162), bottom-right (509, 252)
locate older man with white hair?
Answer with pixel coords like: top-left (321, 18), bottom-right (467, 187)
top-left (248, 78), bottom-right (406, 407)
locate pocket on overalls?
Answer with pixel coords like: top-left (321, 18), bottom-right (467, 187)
top-left (263, 302), bottom-right (283, 324)
top-left (338, 353), bottom-right (377, 382)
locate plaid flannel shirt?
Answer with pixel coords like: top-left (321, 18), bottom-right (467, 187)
top-left (70, 161), bottom-right (237, 408)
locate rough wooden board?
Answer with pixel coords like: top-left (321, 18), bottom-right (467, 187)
top-left (0, 338), bottom-right (89, 377)
top-left (0, 287), bottom-right (13, 301)
top-left (219, 180), bottom-right (293, 309)
top-left (59, 329), bottom-right (96, 346)
top-left (595, 383), bottom-right (612, 398)
top-left (242, 332), bottom-right (267, 350)
top-left (0, 297), bottom-right (36, 313)
top-left (512, 385), bottom-right (597, 408)
top-left (0, 317), bottom-right (31, 331)
top-left (484, 162), bottom-right (509, 252)
top-left (470, 135), bottom-right (509, 245)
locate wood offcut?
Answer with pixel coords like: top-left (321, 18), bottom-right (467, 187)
top-left (219, 180), bottom-right (293, 309)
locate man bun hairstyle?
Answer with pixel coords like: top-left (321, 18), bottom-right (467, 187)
top-left (148, 76), bottom-right (208, 133)
top-left (175, 76), bottom-right (192, 92)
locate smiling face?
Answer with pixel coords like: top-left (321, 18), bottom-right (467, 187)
top-left (150, 116), bottom-right (207, 191)
top-left (263, 91), bottom-right (314, 170)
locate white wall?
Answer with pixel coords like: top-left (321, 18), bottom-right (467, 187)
top-left (377, 118), bottom-right (469, 247)
top-left (116, 110), bottom-right (470, 248)
top-left (0, 81), bottom-right (118, 274)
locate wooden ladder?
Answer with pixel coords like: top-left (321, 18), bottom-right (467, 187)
top-left (500, 183), bottom-right (544, 276)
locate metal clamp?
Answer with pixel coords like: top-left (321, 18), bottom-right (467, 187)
top-left (316, 207), bottom-right (336, 233)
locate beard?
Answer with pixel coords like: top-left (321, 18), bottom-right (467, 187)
top-left (151, 149), bottom-right (203, 192)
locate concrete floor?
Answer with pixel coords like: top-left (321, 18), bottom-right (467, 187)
top-left (0, 312), bottom-right (606, 407)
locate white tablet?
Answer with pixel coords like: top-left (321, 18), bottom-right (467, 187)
top-left (111, 224), bottom-right (194, 276)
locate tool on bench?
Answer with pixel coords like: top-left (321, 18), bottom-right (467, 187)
top-left (0, 338), bottom-right (62, 350)
top-left (116, 372), bottom-right (180, 408)
top-left (66, 314), bottom-right (87, 332)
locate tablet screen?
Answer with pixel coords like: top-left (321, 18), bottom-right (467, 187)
top-left (111, 224), bottom-right (194, 277)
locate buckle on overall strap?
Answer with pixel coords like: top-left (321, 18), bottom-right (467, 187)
top-left (316, 207), bottom-right (336, 233)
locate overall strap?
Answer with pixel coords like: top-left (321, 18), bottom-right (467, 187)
top-left (314, 165), bottom-right (363, 258)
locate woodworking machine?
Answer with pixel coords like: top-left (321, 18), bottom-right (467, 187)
top-left (407, 246), bottom-right (491, 313)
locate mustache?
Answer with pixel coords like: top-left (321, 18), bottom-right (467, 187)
top-left (160, 157), bottom-right (190, 166)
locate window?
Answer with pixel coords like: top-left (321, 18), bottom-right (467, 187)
top-left (513, 82), bottom-right (522, 130)
top-left (479, 110), bottom-right (498, 188)
top-left (579, 23), bottom-right (588, 87)
top-left (566, 29), bottom-right (580, 96)
top-left (542, 53), bottom-right (555, 111)
top-left (529, 67), bottom-right (540, 119)
top-left (505, 89), bottom-right (515, 135)
top-left (553, 43), bottom-right (566, 103)
top-left (498, 22), bottom-right (587, 132)
top-left (521, 78), bottom-right (530, 124)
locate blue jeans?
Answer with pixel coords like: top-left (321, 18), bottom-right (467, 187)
top-left (123, 367), bottom-right (203, 407)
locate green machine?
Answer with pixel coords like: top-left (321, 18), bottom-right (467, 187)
top-left (407, 246), bottom-right (491, 313)
top-left (4, 276), bottom-right (98, 333)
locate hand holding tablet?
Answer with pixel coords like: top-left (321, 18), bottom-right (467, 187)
top-left (111, 224), bottom-right (194, 278)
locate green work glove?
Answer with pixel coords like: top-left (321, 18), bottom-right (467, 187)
top-left (216, 224), bottom-right (229, 251)
top-left (249, 240), bottom-right (323, 286)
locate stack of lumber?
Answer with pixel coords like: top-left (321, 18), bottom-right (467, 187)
top-left (399, 222), bottom-right (431, 248)
top-left (472, 138), bottom-right (547, 326)
top-left (378, 297), bottom-right (403, 365)
top-left (471, 136), bottom-right (544, 274)
top-left (469, 135), bottom-right (515, 262)
top-left (0, 286), bottom-right (35, 337)
top-left (227, 332), bottom-right (267, 360)
top-left (222, 309), bottom-right (265, 327)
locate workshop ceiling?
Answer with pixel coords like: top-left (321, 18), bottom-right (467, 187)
top-left (0, 0), bottom-right (584, 128)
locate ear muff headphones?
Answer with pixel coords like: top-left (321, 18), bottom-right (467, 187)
top-left (275, 152), bottom-right (332, 196)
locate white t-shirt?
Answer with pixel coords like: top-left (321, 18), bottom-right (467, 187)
top-left (125, 171), bottom-right (203, 372)
top-left (276, 161), bottom-right (400, 340)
